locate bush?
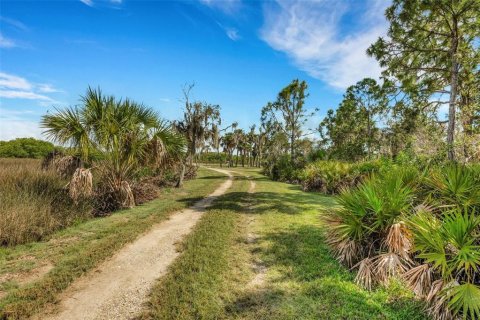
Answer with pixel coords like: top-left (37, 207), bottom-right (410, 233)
top-left (264, 155), bottom-right (303, 182)
top-left (323, 164), bottom-right (480, 320)
top-left (300, 160), bottom-right (381, 194)
top-left (198, 152), bottom-right (227, 164)
top-left (0, 138), bottom-right (56, 158)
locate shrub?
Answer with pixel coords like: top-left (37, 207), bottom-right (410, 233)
top-left (198, 152), bottom-right (227, 164)
top-left (323, 167), bottom-right (417, 269)
top-left (265, 155), bottom-right (303, 182)
top-left (301, 160), bottom-right (381, 194)
top-left (407, 208), bottom-right (480, 320)
top-left (425, 165), bottom-right (480, 210)
top-left (323, 164), bottom-right (480, 320)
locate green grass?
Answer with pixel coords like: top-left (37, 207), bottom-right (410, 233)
top-left (0, 168), bottom-right (227, 319)
top-left (143, 167), bottom-right (427, 320)
top-left (142, 173), bottom-right (253, 319)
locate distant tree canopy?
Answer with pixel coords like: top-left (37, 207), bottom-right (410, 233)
top-left (319, 78), bottom-right (387, 161)
top-left (261, 79), bottom-right (314, 163)
top-left (0, 138), bottom-right (56, 158)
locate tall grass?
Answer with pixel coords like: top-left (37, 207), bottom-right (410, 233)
top-left (0, 159), bottom-right (92, 245)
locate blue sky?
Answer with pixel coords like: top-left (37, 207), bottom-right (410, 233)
top-left (0, 0), bottom-right (389, 140)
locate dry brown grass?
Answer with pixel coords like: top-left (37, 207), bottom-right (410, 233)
top-left (0, 158), bottom-right (92, 246)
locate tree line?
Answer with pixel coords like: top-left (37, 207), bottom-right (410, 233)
top-left (182, 0), bottom-right (479, 168)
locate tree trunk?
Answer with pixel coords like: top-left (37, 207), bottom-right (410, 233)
top-left (290, 134), bottom-right (295, 163)
top-left (217, 148), bottom-right (222, 167)
top-left (366, 109), bottom-right (371, 159)
top-left (176, 163), bottom-right (186, 188)
top-left (461, 96), bottom-right (474, 162)
top-left (447, 25), bottom-right (459, 162)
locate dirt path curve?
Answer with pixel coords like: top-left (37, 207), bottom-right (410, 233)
top-left (40, 168), bottom-right (233, 320)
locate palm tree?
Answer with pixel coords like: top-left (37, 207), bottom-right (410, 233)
top-left (221, 132), bottom-right (236, 167)
top-left (41, 87), bottom-right (185, 209)
top-left (175, 84), bottom-right (221, 165)
top-left (232, 128), bottom-right (245, 167)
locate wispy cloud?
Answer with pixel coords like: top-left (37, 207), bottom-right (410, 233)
top-left (0, 72), bottom-right (60, 103)
top-left (260, 0), bottom-right (389, 90)
top-left (0, 90), bottom-right (53, 101)
top-left (215, 21), bottom-right (240, 41)
top-left (159, 98), bottom-right (171, 103)
top-left (0, 33), bottom-right (17, 48)
top-left (225, 27), bottom-right (240, 41)
top-left (0, 72), bottom-right (31, 90)
top-left (199, 0), bottom-right (241, 14)
top-left (80, 0), bottom-right (123, 7)
top-left (80, 0), bottom-right (94, 7)
top-left (0, 16), bottom-right (29, 32)
top-left (0, 108), bottom-right (43, 140)
top-left (37, 84), bottom-right (61, 93)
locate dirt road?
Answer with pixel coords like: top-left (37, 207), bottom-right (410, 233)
top-left (41, 168), bottom-right (233, 320)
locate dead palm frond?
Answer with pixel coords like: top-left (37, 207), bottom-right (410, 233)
top-left (333, 239), bottom-right (361, 267)
top-left (68, 168), bottom-right (93, 202)
top-left (322, 212), bottom-right (362, 267)
top-left (385, 222), bottom-right (412, 259)
top-left (42, 151), bottom-right (81, 178)
top-left (373, 252), bottom-right (410, 285)
top-left (354, 257), bottom-right (375, 290)
top-left (119, 180), bottom-right (135, 208)
top-left (426, 280), bottom-right (457, 320)
top-left (403, 264), bottom-right (433, 297)
top-left (54, 156), bottom-right (82, 178)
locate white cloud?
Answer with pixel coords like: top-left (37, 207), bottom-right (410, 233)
top-left (199, 0), bottom-right (241, 14)
top-left (215, 21), bottom-right (241, 41)
top-left (0, 90), bottom-right (53, 101)
top-left (225, 27), bottom-right (240, 41)
top-left (159, 98), bottom-right (171, 103)
top-left (79, 0), bottom-right (123, 8)
top-left (260, 0), bottom-right (389, 90)
top-left (0, 118), bottom-right (43, 140)
top-left (0, 109), bottom-right (43, 140)
top-left (80, 0), bottom-right (94, 7)
top-left (37, 84), bottom-right (61, 93)
top-left (0, 16), bottom-right (29, 32)
top-left (0, 72), bottom-right (32, 90)
top-left (0, 72), bottom-right (59, 103)
top-left (0, 33), bottom-right (17, 48)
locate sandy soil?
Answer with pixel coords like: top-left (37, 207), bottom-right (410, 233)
top-left (39, 168), bottom-right (233, 320)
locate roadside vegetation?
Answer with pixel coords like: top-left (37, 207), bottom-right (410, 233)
top-left (0, 168), bottom-right (226, 319)
top-left (0, 88), bottom-right (192, 247)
